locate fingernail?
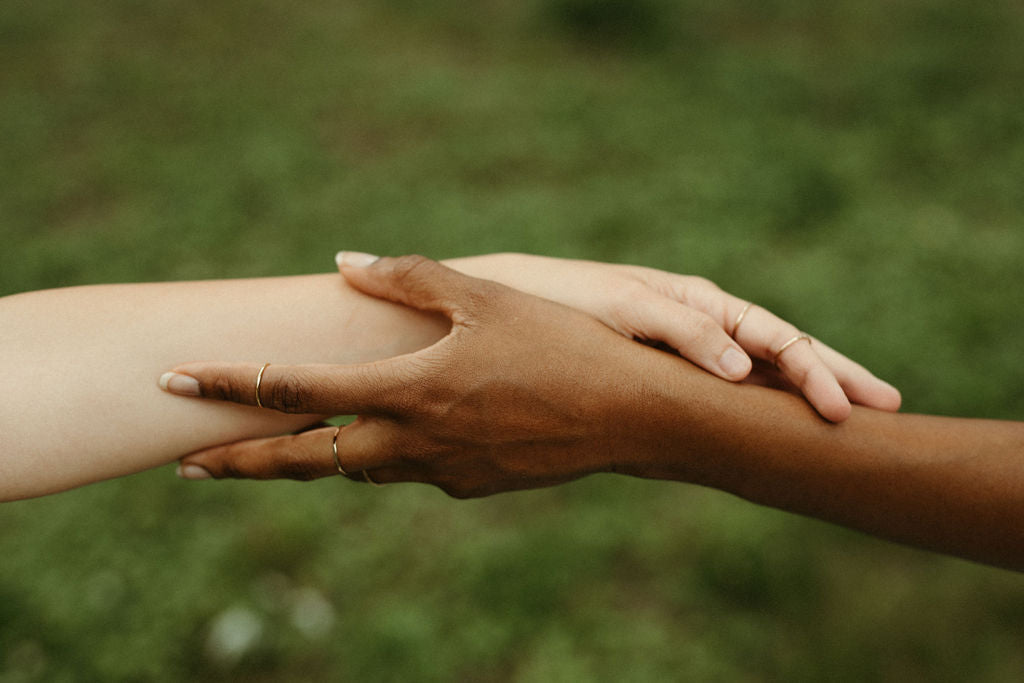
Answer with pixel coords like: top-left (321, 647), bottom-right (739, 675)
top-left (176, 463), bottom-right (212, 480)
top-left (335, 251), bottom-right (380, 268)
top-left (159, 372), bottom-right (201, 396)
top-left (718, 347), bottom-right (751, 379)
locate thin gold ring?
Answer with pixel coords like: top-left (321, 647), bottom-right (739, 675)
top-left (732, 302), bottom-right (753, 339)
top-left (255, 362), bottom-right (270, 409)
top-left (331, 426), bottom-right (348, 476)
top-left (773, 334), bottom-right (811, 367)
top-left (362, 470), bottom-right (383, 487)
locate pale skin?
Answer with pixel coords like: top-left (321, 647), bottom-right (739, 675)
top-left (166, 256), bottom-right (1024, 572)
top-left (0, 253), bottom-right (895, 501)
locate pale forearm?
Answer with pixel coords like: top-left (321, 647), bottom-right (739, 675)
top-left (0, 275), bottom-right (447, 500)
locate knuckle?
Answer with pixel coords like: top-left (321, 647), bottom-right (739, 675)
top-left (270, 437), bottom-right (324, 481)
top-left (277, 456), bottom-right (322, 481)
top-left (678, 276), bottom-right (720, 304)
top-left (395, 436), bottom-right (439, 467)
top-left (207, 375), bottom-right (247, 404)
top-left (390, 254), bottom-right (434, 289)
top-left (215, 458), bottom-right (246, 480)
top-left (439, 480), bottom-right (477, 500)
top-left (465, 278), bottom-right (506, 308)
top-left (679, 276), bottom-right (729, 311)
top-left (686, 275), bottom-right (718, 292)
top-left (690, 314), bottom-right (722, 342)
top-left (784, 358), bottom-right (814, 388)
top-left (267, 373), bottom-right (310, 413)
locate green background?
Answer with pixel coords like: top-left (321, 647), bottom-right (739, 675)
top-left (2, 1), bottom-right (1023, 680)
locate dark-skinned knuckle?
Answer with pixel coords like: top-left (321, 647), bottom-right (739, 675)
top-left (207, 375), bottom-right (246, 404)
top-left (394, 438), bottom-right (435, 468)
top-left (216, 460), bottom-right (246, 479)
top-left (267, 374), bottom-right (310, 413)
top-left (277, 454), bottom-right (321, 481)
top-left (439, 481), bottom-right (475, 500)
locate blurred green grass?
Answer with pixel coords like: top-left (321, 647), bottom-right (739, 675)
top-left (2, 0), bottom-right (1024, 680)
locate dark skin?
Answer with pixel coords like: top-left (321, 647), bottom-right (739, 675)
top-left (165, 256), bottom-right (1024, 571)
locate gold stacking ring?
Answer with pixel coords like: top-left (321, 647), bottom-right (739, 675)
top-left (362, 470), bottom-right (383, 487)
top-left (255, 362), bottom-right (270, 409)
top-left (732, 302), bottom-right (753, 339)
top-left (773, 334), bottom-right (811, 367)
top-left (331, 426), bottom-right (348, 476)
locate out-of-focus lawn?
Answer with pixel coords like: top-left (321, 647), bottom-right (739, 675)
top-left (2, 0), bottom-right (1023, 680)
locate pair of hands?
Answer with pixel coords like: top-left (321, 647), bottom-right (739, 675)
top-left (160, 253), bottom-right (900, 496)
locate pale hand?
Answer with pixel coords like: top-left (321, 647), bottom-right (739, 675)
top-left (444, 253), bottom-right (900, 422)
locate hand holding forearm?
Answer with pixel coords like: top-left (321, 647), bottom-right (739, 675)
top-left (444, 253), bottom-right (900, 421)
top-left (168, 256), bottom-right (1024, 571)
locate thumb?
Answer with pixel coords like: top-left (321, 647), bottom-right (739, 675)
top-left (335, 253), bottom-right (503, 320)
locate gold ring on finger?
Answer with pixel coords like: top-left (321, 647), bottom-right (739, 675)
top-left (732, 302), bottom-right (753, 339)
top-left (255, 362), bottom-right (270, 409)
top-left (331, 426), bottom-right (348, 476)
top-left (362, 470), bottom-right (383, 487)
top-left (773, 334), bottom-right (812, 367)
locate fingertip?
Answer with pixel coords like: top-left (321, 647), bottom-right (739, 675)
top-left (158, 371), bottom-right (201, 396)
top-left (886, 386), bottom-right (903, 411)
top-left (871, 382), bottom-right (903, 412)
top-left (717, 347), bottom-right (752, 381)
top-left (176, 462), bottom-right (213, 480)
top-left (821, 398), bottom-right (853, 423)
top-left (806, 367), bottom-right (852, 422)
top-left (335, 251), bottom-right (380, 270)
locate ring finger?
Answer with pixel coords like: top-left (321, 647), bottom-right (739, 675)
top-left (731, 304), bottom-right (850, 422)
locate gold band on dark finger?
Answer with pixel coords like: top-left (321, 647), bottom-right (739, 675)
top-left (732, 302), bottom-right (753, 339)
top-left (773, 334), bottom-right (811, 367)
top-left (362, 470), bottom-right (383, 487)
top-left (255, 362), bottom-right (270, 409)
top-left (332, 426), bottom-right (348, 476)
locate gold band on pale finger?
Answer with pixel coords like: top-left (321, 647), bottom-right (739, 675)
top-left (773, 334), bottom-right (811, 367)
top-left (732, 302), bottom-right (753, 339)
top-left (332, 426), bottom-right (348, 476)
top-left (255, 362), bottom-right (270, 409)
top-left (362, 470), bottom-right (383, 487)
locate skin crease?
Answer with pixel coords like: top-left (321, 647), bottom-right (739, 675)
top-left (170, 256), bottom-right (1024, 572)
top-left (0, 253), bottom-right (895, 500)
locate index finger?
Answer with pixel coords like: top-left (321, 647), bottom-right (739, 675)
top-left (158, 360), bottom-right (410, 415)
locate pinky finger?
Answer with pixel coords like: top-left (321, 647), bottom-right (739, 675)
top-left (774, 339), bottom-right (852, 422)
top-left (177, 419), bottom-right (399, 482)
top-left (808, 340), bottom-right (902, 412)
top-left (177, 427), bottom-right (342, 481)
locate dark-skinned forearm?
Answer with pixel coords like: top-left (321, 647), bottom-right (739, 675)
top-left (620, 358), bottom-right (1024, 571)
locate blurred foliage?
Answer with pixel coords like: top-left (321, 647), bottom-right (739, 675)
top-left (2, 0), bottom-right (1024, 680)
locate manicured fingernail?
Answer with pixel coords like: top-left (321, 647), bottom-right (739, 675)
top-left (718, 347), bottom-right (751, 379)
top-left (176, 463), bottom-right (212, 480)
top-left (335, 251), bottom-right (380, 268)
top-left (159, 372), bottom-right (201, 396)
